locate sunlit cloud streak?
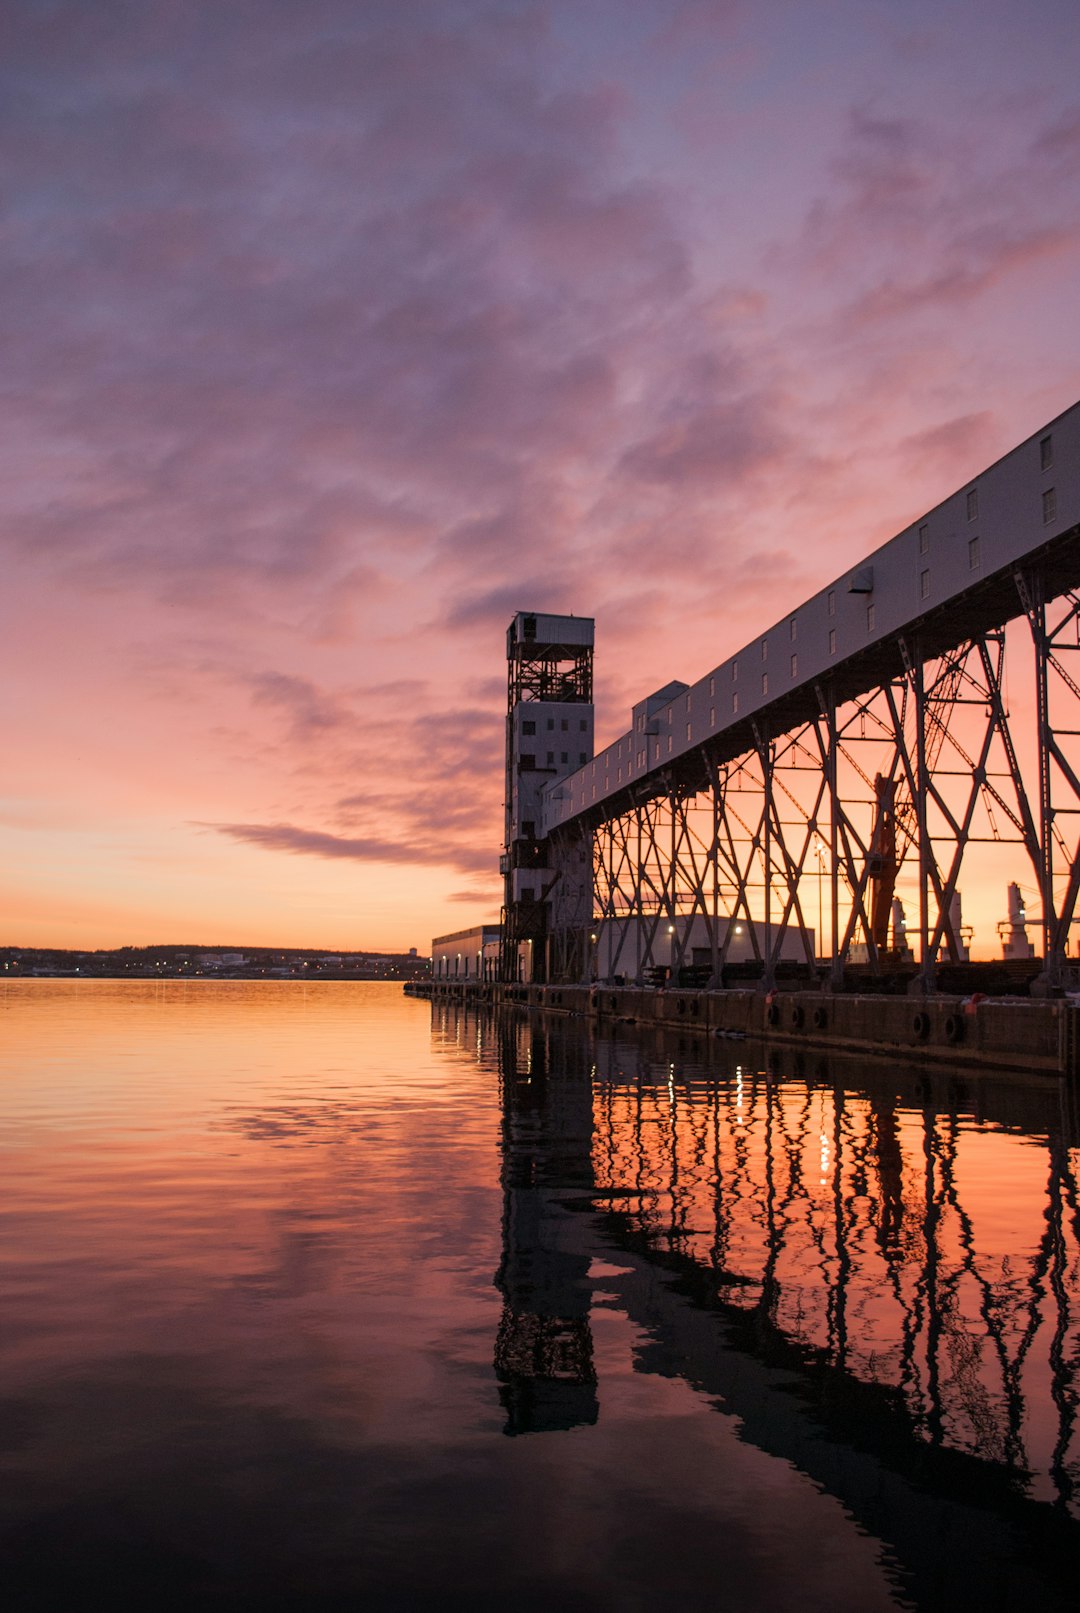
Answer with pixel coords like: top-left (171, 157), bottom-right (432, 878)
top-left (209, 822), bottom-right (494, 876)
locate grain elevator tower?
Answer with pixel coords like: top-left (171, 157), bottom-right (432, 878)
top-left (501, 613), bottom-right (594, 982)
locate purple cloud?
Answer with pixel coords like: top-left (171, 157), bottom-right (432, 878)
top-left (208, 821), bottom-right (495, 877)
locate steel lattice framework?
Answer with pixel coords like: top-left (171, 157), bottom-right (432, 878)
top-left (545, 566), bottom-right (1080, 989)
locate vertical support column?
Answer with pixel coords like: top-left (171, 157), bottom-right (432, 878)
top-left (826, 691), bottom-right (842, 991)
top-left (757, 723), bottom-right (776, 992)
top-left (668, 782), bottom-right (678, 980)
top-left (635, 806), bottom-right (644, 983)
top-left (816, 685), bottom-right (842, 991)
top-left (912, 641), bottom-right (934, 995)
top-left (710, 779), bottom-right (721, 988)
top-left (1031, 572), bottom-right (1060, 983)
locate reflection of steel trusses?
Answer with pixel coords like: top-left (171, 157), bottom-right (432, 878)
top-left (583, 1047), bottom-right (1080, 1510)
top-left (552, 570), bottom-right (1080, 987)
top-left (440, 999), bottom-right (1080, 1520)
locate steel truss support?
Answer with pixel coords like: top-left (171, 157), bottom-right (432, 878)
top-left (547, 568), bottom-right (1080, 988)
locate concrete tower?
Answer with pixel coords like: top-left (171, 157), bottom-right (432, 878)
top-left (501, 612), bottom-right (594, 983)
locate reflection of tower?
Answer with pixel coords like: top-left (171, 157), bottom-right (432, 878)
top-left (501, 612), bottom-right (594, 983)
top-left (494, 1014), bottom-right (598, 1435)
top-left (869, 1090), bottom-right (905, 1254)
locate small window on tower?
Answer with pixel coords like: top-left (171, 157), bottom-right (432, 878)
top-left (1041, 435), bottom-right (1053, 471)
top-left (828, 590), bottom-right (836, 616)
top-left (579, 719), bottom-right (587, 731)
top-left (547, 751), bottom-right (554, 765)
top-left (790, 654), bottom-right (798, 677)
top-left (579, 751), bottom-right (587, 764)
top-left (521, 887), bottom-right (535, 902)
top-left (966, 488), bottom-right (978, 522)
top-left (920, 569), bottom-right (931, 599)
top-left (561, 719), bottom-right (568, 732)
top-left (519, 754), bottom-right (536, 770)
top-left (829, 628), bottom-right (836, 655)
top-left (762, 673), bottom-right (769, 695)
top-left (522, 820), bottom-right (535, 839)
top-left (560, 751), bottom-right (568, 764)
top-left (732, 691), bottom-right (739, 713)
top-left (866, 604), bottom-right (875, 631)
top-left (547, 718), bottom-right (554, 730)
top-left (919, 524), bottom-right (929, 554)
top-left (521, 720), bottom-right (535, 735)
top-left (968, 535), bottom-right (981, 569)
top-left (523, 617), bottom-right (537, 640)
top-left (1043, 487), bottom-right (1057, 524)
top-left (789, 617), bottom-right (797, 642)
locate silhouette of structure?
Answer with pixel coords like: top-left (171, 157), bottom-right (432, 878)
top-left (492, 1015), bottom-right (597, 1434)
top-left (504, 404), bottom-right (1080, 989)
top-left (501, 612), bottom-right (594, 983)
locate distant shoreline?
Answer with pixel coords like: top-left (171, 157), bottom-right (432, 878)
top-left (1, 946), bottom-right (430, 985)
top-left (1, 972), bottom-right (421, 983)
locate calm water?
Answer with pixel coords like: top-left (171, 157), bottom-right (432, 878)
top-left (2, 982), bottom-right (1079, 1611)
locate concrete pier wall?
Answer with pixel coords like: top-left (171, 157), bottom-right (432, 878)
top-left (410, 980), bottom-right (1080, 1077)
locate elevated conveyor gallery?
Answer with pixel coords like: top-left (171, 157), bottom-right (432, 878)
top-left (523, 403), bottom-right (1080, 989)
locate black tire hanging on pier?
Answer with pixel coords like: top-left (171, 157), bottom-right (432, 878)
top-left (812, 1005), bottom-right (828, 1030)
top-left (912, 1010), bottom-right (931, 1041)
top-left (790, 1004), bottom-right (805, 1030)
top-left (944, 1013), bottom-right (964, 1045)
top-left (766, 1002), bottom-right (780, 1026)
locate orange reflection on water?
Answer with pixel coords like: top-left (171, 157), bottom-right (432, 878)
top-left (587, 1051), bottom-right (1080, 1506)
top-left (0, 981), bottom-right (499, 1410)
top-left (435, 1003), bottom-right (1080, 1516)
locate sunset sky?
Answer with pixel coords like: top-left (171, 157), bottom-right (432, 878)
top-left (4, 0), bottom-right (1080, 951)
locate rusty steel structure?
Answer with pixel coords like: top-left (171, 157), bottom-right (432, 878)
top-left (522, 404), bottom-right (1080, 991)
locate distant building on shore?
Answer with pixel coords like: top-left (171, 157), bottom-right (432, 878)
top-left (432, 925), bottom-right (502, 981)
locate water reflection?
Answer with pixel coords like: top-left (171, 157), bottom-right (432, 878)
top-left (3, 982), bottom-right (1078, 1610)
top-left (436, 1000), bottom-right (1080, 1608)
top-left (493, 1018), bottom-right (597, 1434)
